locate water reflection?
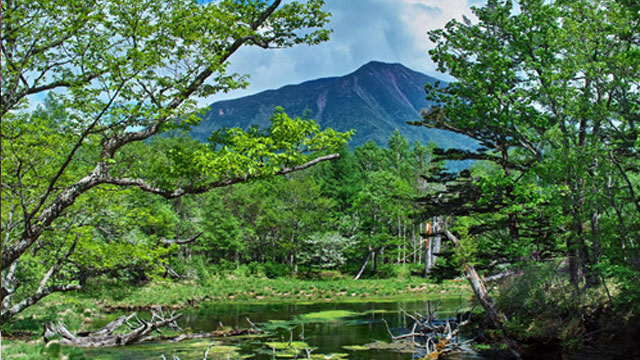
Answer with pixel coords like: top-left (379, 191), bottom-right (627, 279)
top-left (84, 298), bottom-right (488, 359)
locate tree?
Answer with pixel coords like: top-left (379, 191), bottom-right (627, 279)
top-left (415, 0), bottom-right (639, 289)
top-left (1, 0), bottom-right (350, 323)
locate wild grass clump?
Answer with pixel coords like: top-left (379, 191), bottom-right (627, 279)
top-left (2, 340), bottom-right (87, 360)
top-left (495, 262), bottom-right (613, 352)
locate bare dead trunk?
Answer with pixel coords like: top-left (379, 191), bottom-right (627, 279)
top-left (354, 250), bottom-right (374, 280)
top-left (444, 230), bottom-right (522, 360)
top-left (402, 222), bottom-right (406, 266)
top-left (424, 236), bottom-right (431, 277)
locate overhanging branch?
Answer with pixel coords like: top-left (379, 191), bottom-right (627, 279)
top-left (105, 153), bottom-right (340, 199)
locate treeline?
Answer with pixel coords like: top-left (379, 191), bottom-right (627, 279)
top-left (79, 130), bottom-right (451, 282)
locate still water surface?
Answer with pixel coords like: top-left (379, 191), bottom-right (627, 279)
top-left (83, 298), bottom-right (489, 360)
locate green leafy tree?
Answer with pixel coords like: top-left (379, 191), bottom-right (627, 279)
top-left (0, 0), bottom-right (350, 323)
top-left (416, 0), bottom-right (639, 292)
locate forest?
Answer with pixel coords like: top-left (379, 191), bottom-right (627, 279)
top-left (2, 0), bottom-right (639, 359)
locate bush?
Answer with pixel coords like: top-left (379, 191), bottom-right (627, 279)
top-left (427, 254), bottom-right (460, 283)
top-left (316, 270), bottom-right (345, 280)
top-left (262, 262), bottom-right (291, 279)
top-left (374, 264), bottom-right (397, 279)
top-left (495, 262), bottom-right (608, 349)
top-left (247, 262), bottom-right (266, 277)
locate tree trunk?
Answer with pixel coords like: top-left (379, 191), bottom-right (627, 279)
top-left (444, 229), bottom-right (522, 360)
top-left (432, 217), bottom-right (441, 270)
top-left (412, 224), bottom-right (417, 264)
top-left (372, 250), bottom-right (377, 274)
top-left (402, 222), bottom-right (406, 266)
top-left (418, 223), bottom-right (423, 265)
top-left (585, 210), bottom-right (602, 288)
top-left (424, 236), bottom-right (431, 277)
top-left (354, 250), bottom-right (373, 280)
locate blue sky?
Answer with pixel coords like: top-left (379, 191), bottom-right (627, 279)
top-left (202, 0), bottom-right (486, 105)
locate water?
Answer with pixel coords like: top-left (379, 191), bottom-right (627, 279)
top-left (82, 298), bottom-right (489, 359)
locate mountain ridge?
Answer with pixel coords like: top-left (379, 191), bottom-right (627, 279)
top-left (191, 61), bottom-right (473, 150)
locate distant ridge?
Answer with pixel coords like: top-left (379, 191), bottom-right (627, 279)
top-left (192, 61), bottom-right (473, 149)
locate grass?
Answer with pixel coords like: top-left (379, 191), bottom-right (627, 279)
top-left (1, 339), bottom-right (87, 360)
top-left (78, 276), bottom-right (471, 308)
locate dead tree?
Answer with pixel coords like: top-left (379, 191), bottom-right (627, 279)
top-left (383, 302), bottom-right (473, 359)
top-left (44, 310), bottom-right (182, 347)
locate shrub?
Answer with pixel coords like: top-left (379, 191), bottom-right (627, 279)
top-left (316, 270), bottom-right (345, 280)
top-left (374, 264), bottom-right (397, 279)
top-left (495, 262), bottom-right (608, 349)
top-left (263, 262), bottom-right (291, 279)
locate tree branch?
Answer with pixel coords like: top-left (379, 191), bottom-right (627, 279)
top-left (104, 153), bottom-right (340, 199)
top-left (160, 232), bottom-right (203, 246)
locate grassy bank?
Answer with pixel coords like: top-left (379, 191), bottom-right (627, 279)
top-left (85, 276), bottom-right (471, 307)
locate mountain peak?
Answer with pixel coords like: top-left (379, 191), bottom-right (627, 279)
top-left (355, 60), bottom-right (408, 73)
top-left (359, 60), bottom-right (401, 68)
top-left (191, 62), bottom-right (472, 150)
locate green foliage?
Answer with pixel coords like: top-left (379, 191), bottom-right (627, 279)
top-left (0, 0), bottom-right (349, 323)
top-left (262, 262), bottom-right (292, 279)
top-left (412, 1), bottom-right (640, 353)
top-left (418, 0), bottom-right (640, 291)
top-left (3, 340), bottom-right (87, 360)
top-left (496, 263), bottom-right (611, 350)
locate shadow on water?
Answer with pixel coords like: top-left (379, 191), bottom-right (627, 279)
top-left (82, 298), bottom-right (490, 360)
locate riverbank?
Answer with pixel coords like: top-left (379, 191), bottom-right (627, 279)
top-left (3, 296), bottom-right (477, 360)
top-left (91, 276), bottom-right (471, 307)
top-left (2, 276), bottom-right (471, 338)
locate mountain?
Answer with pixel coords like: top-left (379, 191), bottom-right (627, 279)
top-left (191, 61), bottom-right (473, 149)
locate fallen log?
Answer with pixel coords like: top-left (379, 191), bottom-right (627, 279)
top-left (165, 327), bottom-right (264, 343)
top-left (44, 310), bottom-right (182, 347)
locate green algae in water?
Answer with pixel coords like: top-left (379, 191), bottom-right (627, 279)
top-left (341, 345), bottom-right (370, 351)
top-left (309, 353), bottom-right (348, 359)
top-left (82, 340), bottom-right (243, 360)
top-left (264, 341), bottom-right (309, 350)
top-left (264, 342), bottom-right (348, 360)
top-left (264, 341), bottom-right (310, 358)
top-left (358, 341), bottom-right (417, 353)
top-left (299, 310), bottom-right (358, 321)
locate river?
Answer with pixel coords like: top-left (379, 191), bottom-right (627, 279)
top-left (82, 298), bottom-right (490, 359)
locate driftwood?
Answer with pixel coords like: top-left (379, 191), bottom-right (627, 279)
top-left (383, 301), bottom-right (473, 359)
top-left (162, 318), bottom-right (265, 360)
top-left (44, 310), bottom-right (182, 347)
top-left (165, 327), bottom-right (263, 343)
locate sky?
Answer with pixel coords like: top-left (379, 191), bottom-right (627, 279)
top-left (202, 0), bottom-right (486, 106)
top-left (26, 0), bottom-right (486, 111)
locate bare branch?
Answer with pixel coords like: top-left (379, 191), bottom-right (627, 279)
top-left (160, 232), bottom-right (203, 246)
